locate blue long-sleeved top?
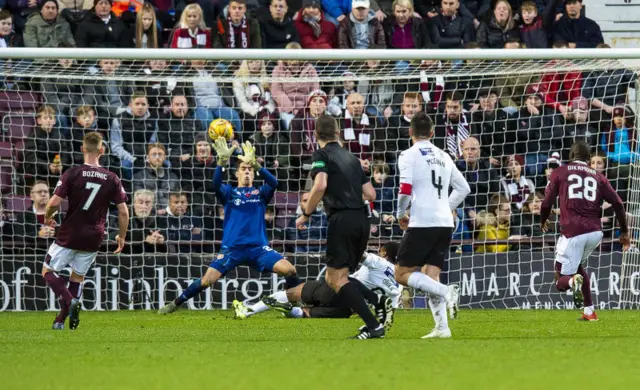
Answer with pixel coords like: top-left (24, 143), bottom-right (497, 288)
top-left (213, 165), bottom-right (278, 248)
top-left (321, 0), bottom-right (351, 19)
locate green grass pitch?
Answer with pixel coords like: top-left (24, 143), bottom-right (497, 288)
top-left (1, 310), bottom-right (639, 390)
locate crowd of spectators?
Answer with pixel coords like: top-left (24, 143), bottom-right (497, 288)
top-left (0, 0), bottom-right (636, 256)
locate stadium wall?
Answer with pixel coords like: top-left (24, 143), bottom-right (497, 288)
top-left (0, 253), bottom-right (635, 312)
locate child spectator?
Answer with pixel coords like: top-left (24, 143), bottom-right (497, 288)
top-left (253, 110), bottom-right (290, 190)
top-left (517, 0), bottom-right (559, 48)
top-left (70, 105), bottom-right (115, 171)
top-left (370, 161), bottom-right (396, 234)
top-left (23, 105), bottom-right (71, 187)
top-left (601, 105), bottom-right (637, 167)
top-left (475, 194), bottom-right (516, 253)
top-left (134, 3), bottom-right (160, 48)
top-left (499, 154), bottom-right (535, 211)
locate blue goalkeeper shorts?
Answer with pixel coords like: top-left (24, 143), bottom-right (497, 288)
top-left (209, 245), bottom-right (284, 275)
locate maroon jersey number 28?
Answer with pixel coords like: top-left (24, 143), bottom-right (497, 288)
top-left (544, 161), bottom-right (622, 238)
top-left (53, 165), bottom-right (128, 252)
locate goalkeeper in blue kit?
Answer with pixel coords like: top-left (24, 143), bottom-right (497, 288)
top-left (158, 140), bottom-right (300, 314)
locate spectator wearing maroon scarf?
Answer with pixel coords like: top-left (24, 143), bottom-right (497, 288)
top-left (214, 0), bottom-right (262, 48)
top-left (499, 154), bottom-right (535, 211)
top-left (340, 92), bottom-right (376, 165)
top-left (294, 0), bottom-right (337, 49)
top-left (290, 90), bottom-right (327, 189)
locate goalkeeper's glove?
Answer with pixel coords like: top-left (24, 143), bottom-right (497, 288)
top-left (212, 138), bottom-right (237, 166)
top-left (237, 141), bottom-right (262, 170)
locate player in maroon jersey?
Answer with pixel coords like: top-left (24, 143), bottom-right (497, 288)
top-left (42, 132), bottom-right (129, 330)
top-left (540, 141), bottom-right (630, 321)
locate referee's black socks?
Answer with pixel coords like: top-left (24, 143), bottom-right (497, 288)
top-left (285, 275), bottom-right (302, 289)
top-left (338, 281), bottom-right (380, 330)
top-left (348, 277), bottom-right (380, 305)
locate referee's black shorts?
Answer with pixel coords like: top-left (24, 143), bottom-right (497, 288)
top-left (325, 208), bottom-right (370, 272)
top-left (397, 227), bottom-right (453, 269)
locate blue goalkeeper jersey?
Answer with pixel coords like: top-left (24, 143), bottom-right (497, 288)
top-left (213, 166), bottom-right (277, 248)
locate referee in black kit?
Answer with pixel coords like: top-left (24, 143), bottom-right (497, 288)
top-left (295, 115), bottom-right (393, 339)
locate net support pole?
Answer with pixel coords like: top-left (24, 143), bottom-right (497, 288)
top-left (619, 79), bottom-right (640, 309)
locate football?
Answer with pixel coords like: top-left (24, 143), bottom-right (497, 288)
top-left (208, 118), bottom-right (234, 141)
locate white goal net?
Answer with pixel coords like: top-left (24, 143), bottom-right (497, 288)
top-left (0, 48), bottom-right (639, 311)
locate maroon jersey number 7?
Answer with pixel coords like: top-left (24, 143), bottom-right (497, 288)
top-left (54, 165), bottom-right (128, 252)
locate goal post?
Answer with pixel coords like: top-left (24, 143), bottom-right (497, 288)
top-left (0, 48), bottom-right (639, 312)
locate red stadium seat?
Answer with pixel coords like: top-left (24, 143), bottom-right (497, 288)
top-left (0, 162), bottom-right (13, 195)
top-left (4, 195), bottom-right (31, 212)
top-left (0, 141), bottom-right (11, 159)
top-left (0, 91), bottom-right (41, 116)
top-left (3, 115), bottom-right (35, 143)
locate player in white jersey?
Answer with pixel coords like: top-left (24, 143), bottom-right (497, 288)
top-left (394, 112), bottom-right (471, 339)
top-left (233, 242), bottom-right (402, 319)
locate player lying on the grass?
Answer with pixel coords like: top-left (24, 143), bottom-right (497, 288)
top-left (540, 140), bottom-right (629, 322)
top-left (43, 132), bottom-right (129, 330)
top-left (233, 242), bottom-right (401, 321)
top-left (158, 139), bottom-right (302, 314)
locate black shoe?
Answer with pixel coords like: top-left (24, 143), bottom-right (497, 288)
top-left (375, 296), bottom-right (394, 330)
top-left (262, 296), bottom-right (293, 313)
top-left (68, 298), bottom-right (82, 330)
top-left (350, 325), bottom-right (385, 340)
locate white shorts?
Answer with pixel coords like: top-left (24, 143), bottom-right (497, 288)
top-left (43, 242), bottom-right (98, 276)
top-left (555, 231), bottom-right (603, 275)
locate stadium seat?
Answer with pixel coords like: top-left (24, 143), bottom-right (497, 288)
top-left (4, 195), bottom-right (31, 212)
top-left (0, 91), bottom-right (41, 117)
top-left (274, 192), bottom-right (300, 229)
top-left (3, 115), bottom-right (36, 143)
top-left (0, 162), bottom-right (13, 195)
top-left (0, 141), bottom-right (11, 159)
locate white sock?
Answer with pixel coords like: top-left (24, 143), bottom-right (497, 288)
top-left (246, 301), bottom-right (270, 317)
top-left (290, 307), bottom-right (304, 318)
top-left (272, 290), bottom-right (289, 303)
top-left (569, 277), bottom-right (574, 288)
top-left (408, 272), bottom-right (448, 298)
top-left (584, 305), bottom-right (594, 315)
top-left (428, 295), bottom-right (449, 331)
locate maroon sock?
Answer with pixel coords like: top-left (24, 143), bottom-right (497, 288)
top-left (55, 298), bottom-right (69, 323)
top-left (578, 266), bottom-right (593, 307)
top-left (68, 281), bottom-right (82, 299)
top-left (556, 275), bottom-right (572, 292)
top-left (43, 272), bottom-right (74, 304)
